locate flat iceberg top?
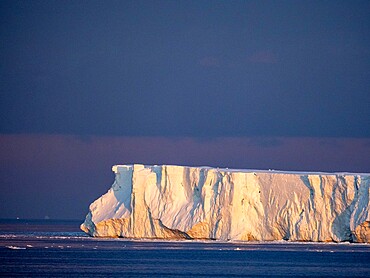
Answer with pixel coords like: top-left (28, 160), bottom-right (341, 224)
top-left (112, 164), bottom-right (370, 176)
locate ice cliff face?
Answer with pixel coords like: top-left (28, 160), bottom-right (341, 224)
top-left (81, 164), bottom-right (370, 243)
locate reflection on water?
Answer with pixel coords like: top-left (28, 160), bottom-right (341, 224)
top-left (1, 220), bottom-right (369, 277)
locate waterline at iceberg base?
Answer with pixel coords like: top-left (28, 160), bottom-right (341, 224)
top-left (81, 164), bottom-right (370, 243)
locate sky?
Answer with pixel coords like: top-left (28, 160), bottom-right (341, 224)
top-left (1, 1), bottom-right (369, 220)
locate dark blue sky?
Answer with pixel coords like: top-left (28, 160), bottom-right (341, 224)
top-left (1, 1), bottom-right (369, 137)
top-left (0, 1), bottom-right (369, 220)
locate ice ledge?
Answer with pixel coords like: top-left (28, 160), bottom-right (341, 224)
top-left (82, 164), bottom-right (370, 243)
top-left (112, 164), bottom-right (369, 176)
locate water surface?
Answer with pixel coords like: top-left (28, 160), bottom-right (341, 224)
top-left (1, 220), bottom-right (369, 277)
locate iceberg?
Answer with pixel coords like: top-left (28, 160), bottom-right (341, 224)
top-left (81, 164), bottom-right (370, 243)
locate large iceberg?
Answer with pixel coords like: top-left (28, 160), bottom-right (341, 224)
top-left (81, 164), bottom-right (370, 243)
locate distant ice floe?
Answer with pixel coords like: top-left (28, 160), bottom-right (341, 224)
top-left (6, 246), bottom-right (26, 250)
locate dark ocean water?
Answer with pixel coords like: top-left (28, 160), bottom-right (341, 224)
top-left (0, 220), bottom-right (369, 277)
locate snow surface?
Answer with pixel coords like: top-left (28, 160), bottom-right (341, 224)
top-left (81, 164), bottom-right (370, 242)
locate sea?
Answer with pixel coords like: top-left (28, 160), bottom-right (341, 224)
top-left (0, 219), bottom-right (369, 277)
